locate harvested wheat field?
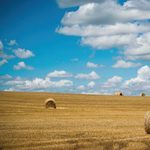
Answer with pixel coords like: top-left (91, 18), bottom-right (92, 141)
top-left (0, 91), bottom-right (150, 150)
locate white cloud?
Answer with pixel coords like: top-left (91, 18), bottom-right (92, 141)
top-left (15, 78), bottom-right (73, 90)
top-left (56, 0), bottom-right (105, 8)
top-left (7, 40), bottom-right (18, 46)
top-left (74, 71), bottom-right (100, 80)
top-left (4, 80), bottom-right (25, 85)
top-left (111, 60), bottom-right (142, 68)
top-left (87, 81), bottom-right (95, 87)
top-left (87, 79), bottom-right (117, 89)
top-left (76, 85), bottom-right (85, 90)
top-left (86, 62), bottom-right (106, 68)
top-left (100, 89), bottom-right (108, 93)
top-left (56, 0), bottom-right (150, 61)
top-left (3, 76), bottom-right (31, 85)
top-left (81, 89), bottom-right (113, 95)
top-left (61, 1), bottom-right (150, 26)
top-left (137, 65), bottom-right (150, 81)
top-left (56, 0), bottom-right (150, 62)
top-left (99, 82), bottom-right (116, 88)
top-left (121, 65), bottom-right (150, 91)
top-left (0, 40), bottom-right (3, 52)
top-left (46, 70), bottom-right (73, 78)
top-left (82, 91), bottom-right (101, 95)
top-left (13, 61), bottom-right (35, 70)
top-left (70, 58), bottom-right (78, 61)
top-left (4, 77), bottom-right (73, 91)
top-left (124, 0), bottom-right (150, 10)
top-left (99, 89), bottom-right (114, 95)
top-left (81, 34), bottom-right (137, 49)
top-left (4, 87), bottom-right (15, 91)
top-left (0, 53), bottom-right (15, 59)
top-left (107, 76), bottom-right (123, 83)
top-left (12, 48), bottom-right (35, 58)
top-left (0, 59), bottom-right (8, 66)
top-left (56, 22), bottom-right (150, 37)
top-left (124, 32), bottom-right (150, 61)
top-left (0, 74), bottom-right (12, 80)
top-left (67, 75), bottom-right (122, 94)
top-left (124, 55), bottom-right (136, 61)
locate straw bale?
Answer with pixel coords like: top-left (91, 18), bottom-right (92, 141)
top-left (145, 111), bottom-right (150, 134)
top-left (45, 98), bottom-right (56, 109)
top-left (141, 93), bottom-right (146, 97)
top-left (115, 92), bottom-right (123, 96)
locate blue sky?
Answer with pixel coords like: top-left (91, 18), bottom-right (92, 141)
top-left (0, 0), bottom-right (150, 96)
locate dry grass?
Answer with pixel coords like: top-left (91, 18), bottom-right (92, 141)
top-left (0, 91), bottom-right (150, 150)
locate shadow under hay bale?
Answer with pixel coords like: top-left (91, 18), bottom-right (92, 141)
top-left (115, 92), bottom-right (123, 96)
top-left (145, 111), bottom-right (150, 134)
top-left (45, 98), bottom-right (56, 109)
top-left (141, 93), bottom-right (146, 97)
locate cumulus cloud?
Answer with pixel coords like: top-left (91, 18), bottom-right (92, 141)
top-left (82, 91), bottom-right (101, 95)
top-left (0, 53), bottom-right (15, 59)
top-left (107, 76), bottom-right (123, 83)
top-left (56, 22), bottom-right (150, 37)
top-left (124, 32), bottom-right (150, 61)
top-left (61, 1), bottom-right (150, 26)
top-left (4, 80), bottom-right (25, 85)
top-left (98, 82), bottom-right (116, 88)
top-left (86, 62), bottom-right (106, 68)
top-left (76, 85), bottom-right (85, 90)
top-left (56, 0), bottom-right (105, 8)
top-left (4, 77), bottom-right (73, 91)
top-left (124, 0), bottom-right (150, 10)
top-left (87, 81), bottom-right (95, 87)
top-left (111, 60), bottom-right (142, 68)
top-left (124, 56), bottom-right (136, 61)
top-left (0, 59), bottom-right (8, 66)
top-left (7, 40), bottom-right (18, 46)
top-left (0, 74), bottom-right (12, 80)
top-left (74, 71), bottom-right (100, 80)
top-left (15, 78), bottom-right (73, 90)
top-left (68, 75), bottom-right (121, 93)
top-left (12, 48), bottom-right (35, 58)
top-left (13, 61), bottom-right (35, 70)
top-left (56, 0), bottom-right (150, 58)
top-left (81, 34), bottom-right (137, 49)
top-left (4, 87), bottom-right (15, 91)
top-left (121, 65), bottom-right (150, 91)
top-left (3, 76), bottom-right (32, 85)
top-left (46, 70), bottom-right (73, 78)
top-left (0, 40), bottom-right (3, 52)
top-left (81, 88), bottom-right (114, 95)
top-left (72, 81), bottom-right (96, 92)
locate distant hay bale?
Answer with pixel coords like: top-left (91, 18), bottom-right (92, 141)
top-left (45, 98), bottom-right (56, 109)
top-left (115, 92), bottom-right (123, 96)
top-left (144, 111), bottom-right (150, 134)
top-left (141, 93), bottom-right (146, 97)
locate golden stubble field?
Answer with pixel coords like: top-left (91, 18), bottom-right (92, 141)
top-left (0, 91), bottom-right (150, 150)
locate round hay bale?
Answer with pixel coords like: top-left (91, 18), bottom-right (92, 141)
top-left (115, 92), bottom-right (123, 96)
top-left (141, 93), bottom-right (146, 97)
top-left (144, 111), bottom-right (150, 134)
top-left (45, 98), bottom-right (56, 109)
